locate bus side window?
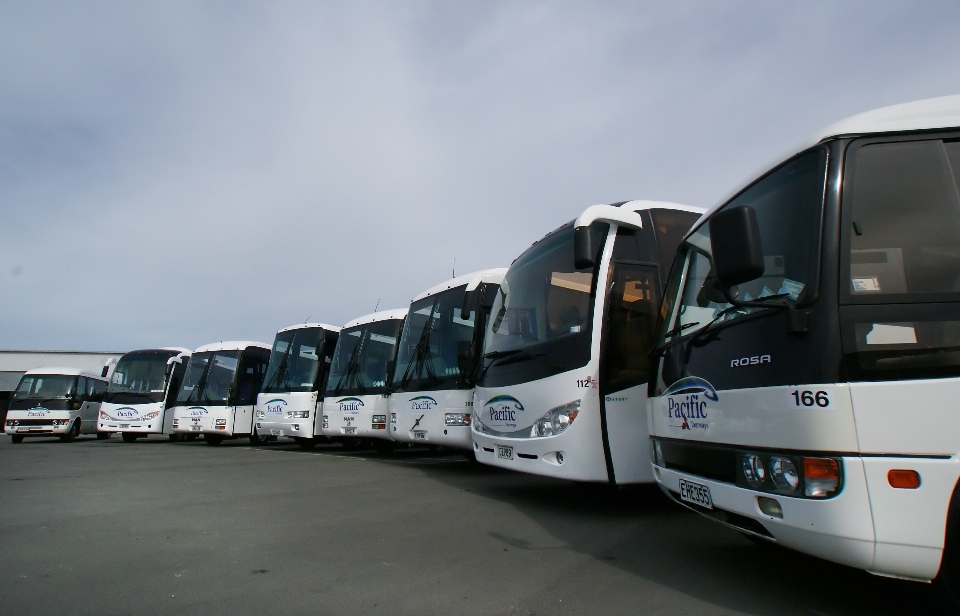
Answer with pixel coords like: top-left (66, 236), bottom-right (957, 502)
top-left (76, 378), bottom-right (88, 403)
top-left (94, 379), bottom-right (107, 401)
top-left (601, 263), bottom-right (661, 393)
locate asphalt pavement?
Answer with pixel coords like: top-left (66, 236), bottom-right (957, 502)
top-left (0, 434), bottom-right (951, 615)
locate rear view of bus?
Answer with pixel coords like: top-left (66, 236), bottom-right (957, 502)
top-left (99, 348), bottom-right (191, 442)
top-left (648, 95), bottom-right (960, 600)
top-left (254, 323), bottom-right (340, 449)
top-left (472, 202), bottom-right (702, 483)
top-left (171, 342), bottom-right (271, 445)
top-left (320, 310), bottom-right (406, 451)
top-left (389, 269), bottom-right (505, 451)
top-left (6, 368), bottom-right (108, 442)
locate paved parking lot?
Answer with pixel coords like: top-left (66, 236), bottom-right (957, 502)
top-left (0, 435), bottom-right (951, 615)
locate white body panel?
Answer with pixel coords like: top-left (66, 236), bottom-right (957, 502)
top-left (321, 394), bottom-right (392, 441)
top-left (255, 391), bottom-right (319, 439)
top-left (390, 389), bottom-right (475, 450)
top-left (171, 404), bottom-right (255, 437)
top-left (98, 401), bottom-right (169, 434)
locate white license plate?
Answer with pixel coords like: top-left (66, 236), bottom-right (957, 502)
top-left (679, 479), bottom-right (713, 509)
top-left (413, 431), bottom-right (427, 440)
top-left (344, 427), bottom-right (357, 435)
top-left (497, 445), bottom-right (513, 460)
top-left (17, 427), bottom-right (36, 432)
top-left (191, 426), bottom-right (202, 431)
top-left (120, 424), bottom-right (130, 428)
top-left (270, 429), bottom-right (283, 436)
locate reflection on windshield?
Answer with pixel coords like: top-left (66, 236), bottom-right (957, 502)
top-left (14, 375), bottom-right (76, 400)
top-left (479, 222), bottom-right (606, 388)
top-left (105, 350), bottom-right (179, 404)
top-left (326, 319), bottom-right (402, 397)
top-left (261, 327), bottom-right (324, 393)
top-left (176, 351), bottom-right (241, 405)
top-left (659, 148), bottom-right (827, 343)
top-left (392, 285), bottom-right (478, 393)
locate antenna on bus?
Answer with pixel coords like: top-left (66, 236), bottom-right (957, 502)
top-left (374, 298), bottom-right (380, 312)
top-left (452, 257), bottom-right (456, 278)
top-left (304, 316), bottom-right (311, 323)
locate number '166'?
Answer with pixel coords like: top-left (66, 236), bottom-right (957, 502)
top-left (791, 390), bottom-right (829, 407)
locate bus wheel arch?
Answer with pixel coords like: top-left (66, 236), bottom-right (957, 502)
top-left (937, 478), bottom-right (960, 607)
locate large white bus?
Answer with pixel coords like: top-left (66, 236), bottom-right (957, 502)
top-left (471, 202), bottom-right (702, 482)
top-left (171, 341), bottom-right (271, 445)
top-left (389, 269), bottom-right (506, 452)
top-left (647, 95), bottom-right (960, 600)
top-left (254, 323), bottom-right (340, 449)
top-left (5, 368), bottom-right (109, 442)
top-left (320, 309), bottom-right (406, 451)
top-left (98, 347), bottom-right (191, 442)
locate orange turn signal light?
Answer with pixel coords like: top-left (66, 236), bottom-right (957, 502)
top-left (887, 469), bottom-right (921, 489)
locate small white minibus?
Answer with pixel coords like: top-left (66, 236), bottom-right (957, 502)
top-left (5, 368), bottom-right (109, 442)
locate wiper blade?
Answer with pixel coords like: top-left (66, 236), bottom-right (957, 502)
top-left (663, 322), bottom-right (699, 339)
top-left (483, 349), bottom-right (522, 359)
top-left (492, 351), bottom-right (541, 367)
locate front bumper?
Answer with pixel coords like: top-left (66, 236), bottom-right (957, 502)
top-left (391, 411), bottom-right (471, 449)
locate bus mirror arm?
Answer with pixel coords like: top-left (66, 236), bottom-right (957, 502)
top-left (460, 290), bottom-right (475, 320)
top-left (573, 226), bottom-right (596, 269)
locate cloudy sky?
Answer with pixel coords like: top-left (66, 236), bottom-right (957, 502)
top-left (2, 1), bottom-right (959, 352)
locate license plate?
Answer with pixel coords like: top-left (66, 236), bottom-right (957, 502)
top-left (120, 424), bottom-right (130, 428)
top-left (497, 445), bottom-right (513, 460)
top-left (191, 426), bottom-right (202, 431)
top-left (413, 431), bottom-right (427, 440)
top-left (17, 427), bottom-right (34, 432)
top-left (679, 479), bottom-right (713, 509)
top-left (270, 429), bottom-right (283, 436)
top-left (344, 427), bottom-right (358, 435)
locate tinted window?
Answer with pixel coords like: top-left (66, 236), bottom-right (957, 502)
top-left (650, 208), bottom-right (701, 273)
top-left (601, 263), bottom-right (661, 393)
top-left (327, 319), bottom-right (403, 397)
top-left (14, 375), bottom-right (77, 399)
top-left (846, 139), bottom-right (960, 299)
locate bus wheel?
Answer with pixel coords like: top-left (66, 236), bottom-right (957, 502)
top-left (60, 420), bottom-right (79, 442)
top-left (168, 434), bottom-right (181, 442)
top-left (205, 435), bottom-right (224, 446)
top-left (938, 486), bottom-right (960, 608)
top-left (186, 434), bottom-right (199, 441)
top-left (96, 432), bottom-right (112, 440)
top-left (11, 435), bottom-right (24, 444)
top-left (249, 431), bottom-right (269, 446)
top-left (121, 432), bottom-right (139, 443)
top-left (342, 437), bottom-right (363, 450)
top-left (294, 437), bottom-right (316, 450)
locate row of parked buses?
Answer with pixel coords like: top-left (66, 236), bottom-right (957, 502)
top-left (6, 95), bottom-right (960, 602)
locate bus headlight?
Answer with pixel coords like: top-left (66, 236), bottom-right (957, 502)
top-left (770, 457), bottom-right (799, 492)
top-left (531, 401), bottom-right (580, 438)
top-left (803, 457), bottom-right (840, 497)
top-left (742, 454), bottom-right (766, 489)
top-left (215, 419), bottom-right (227, 426)
top-left (287, 411), bottom-right (309, 418)
top-left (141, 411), bottom-right (160, 420)
top-left (735, 450), bottom-right (842, 499)
top-left (444, 413), bottom-right (470, 426)
top-left (256, 411), bottom-right (265, 419)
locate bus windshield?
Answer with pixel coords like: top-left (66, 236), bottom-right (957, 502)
top-left (176, 351), bottom-right (241, 405)
top-left (105, 350), bottom-right (180, 404)
top-left (326, 319), bottom-right (402, 397)
top-left (658, 148), bottom-right (828, 345)
top-left (478, 222), bottom-right (606, 388)
top-left (392, 285), bottom-right (478, 393)
top-left (261, 328), bottom-right (325, 393)
top-left (14, 375), bottom-right (76, 400)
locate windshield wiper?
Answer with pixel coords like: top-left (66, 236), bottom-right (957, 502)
top-left (483, 350), bottom-right (522, 360)
top-left (333, 339), bottom-right (364, 395)
top-left (263, 347), bottom-right (291, 392)
top-left (399, 315), bottom-right (441, 390)
top-left (185, 361), bottom-right (213, 403)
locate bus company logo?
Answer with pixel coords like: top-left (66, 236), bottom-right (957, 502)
top-left (338, 397), bottom-right (364, 411)
top-left (27, 408), bottom-right (49, 416)
top-left (187, 406), bottom-right (208, 417)
top-left (661, 377), bottom-right (718, 431)
top-left (484, 395), bottom-right (524, 427)
top-left (410, 396), bottom-right (438, 410)
top-left (115, 407), bottom-right (139, 418)
top-left (265, 399), bottom-right (288, 414)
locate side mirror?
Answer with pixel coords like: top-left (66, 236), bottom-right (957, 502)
top-left (460, 289), bottom-right (475, 321)
top-left (709, 205), bottom-right (765, 290)
top-left (573, 226), bottom-right (595, 269)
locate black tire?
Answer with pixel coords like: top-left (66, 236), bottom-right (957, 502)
top-left (938, 486), bottom-right (960, 608)
top-left (121, 432), bottom-right (139, 443)
top-left (249, 430), bottom-right (269, 446)
top-left (205, 434), bottom-right (224, 446)
top-left (186, 434), bottom-right (199, 441)
top-left (96, 432), bottom-right (111, 440)
top-left (461, 449), bottom-right (477, 462)
top-left (60, 420), bottom-right (79, 442)
top-left (293, 437), bottom-right (317, 450)
top-left (341, 437), bottom-right (363, 450)
top-left (371, 439), bottom-right (396, 454)
top-left (168, 434), bottom-right (181, 442)
top-left (11, 435), bottom-right (24, 444)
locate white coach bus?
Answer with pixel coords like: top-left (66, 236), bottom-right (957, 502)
top-left (390, 269), bottom-right (506, 452)
top-left (647, 95), bottom-right (960, 601)
top-left (254, 323), bottom-right (340, 449)
top-left (171, 341), bottom-right (271, 445)
top-left (321, 309), bottom-right (406, 451)
top-left (5, 368), bottom-right (109, 442)
top-left (471, 201), bottom-right (702, 482)
top-left (98, 347), bottom-right (191, 442)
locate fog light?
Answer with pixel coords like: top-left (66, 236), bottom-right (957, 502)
top-left (556, 451), bottom-right (564, 464)
top-left (804, 457), bottom-right (840, 497)
top-left (742, 454), bottom-right (766, 489)
top-left (293, 424), bottom-right (300, 430)
top-left (770, 457), bottom-right (799, 492)
top-left (390, 413), bottom-right (396, 423)
top-left (652, 439), bottom-right (664, 466)
top-left (757, 496), bottom-right (783, 518)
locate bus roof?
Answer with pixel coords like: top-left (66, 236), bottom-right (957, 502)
top-left (343, 308), bottom-right (408, 330)
top-left (614, 200), bottom-right (706, 216)
top-left (23, 367), bottom-right (106, 379)
top-left (413, 268), bottom-right (508, 303)
top-left (276, 323), bottom-right (342, 334)
top-left (816, 94), bottom-right (960, 142)
top-left (193, 341), bottom-right (271, 353)
top-left (121, 347), bottom-right (192, 356)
